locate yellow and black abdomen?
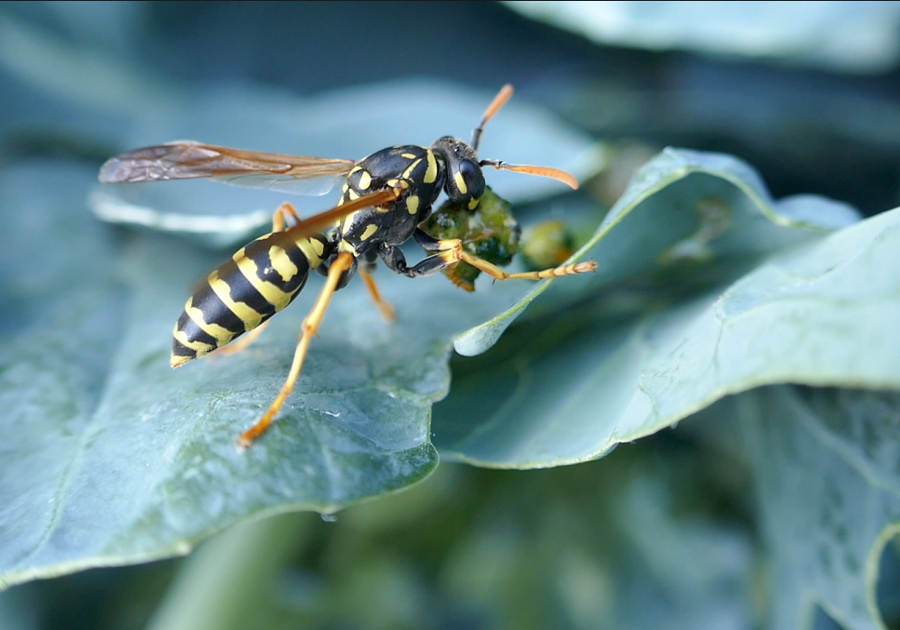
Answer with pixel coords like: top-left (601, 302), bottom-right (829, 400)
top-left (171, 232), bottom-right (332, 367)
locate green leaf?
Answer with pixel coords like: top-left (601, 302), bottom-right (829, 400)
top-left (0, 78), bottom-right (605, 589)
top-left (501, 1), bottom-right (900, 73)
top-left (0, 142), bottom-right (887, 596)
top-left (735, 387), bottom-right (900, 630)
top-left (435, 148), bottom-right (900, 467)
top-left (0, 164), bottom-right (448, 588)
top-left (452, 147), bottom-right (857, 357)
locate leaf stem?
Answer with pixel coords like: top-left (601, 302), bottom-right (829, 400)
top-left (145, 512), bottom-right (311, 630)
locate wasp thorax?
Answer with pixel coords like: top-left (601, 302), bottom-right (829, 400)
top-left (431, 136), bottom-right (485, 208)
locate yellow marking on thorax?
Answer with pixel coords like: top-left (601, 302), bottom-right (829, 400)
top-left (406, 194), bottom-right (419, 215)
top-left (401, 152), bottom-right (417, 159)
top-left (402, 158), bottom-right (422, 180)
top-left (340, 209), bottom-right (359, 230)
top-left (468, 198), bottom-right (480, 210)
top-left (454, 171), bottom-right (468, 195)
top-left (360, 223), bottom-right (379, 241)
top-left (337, 240), bottom-right (358, 254)
top-left (346, 189), bottom-right (360, 201)
top-left (357, 170), bottom-right (372, 190)
top-left (424, 151), bottom-right (438, 184)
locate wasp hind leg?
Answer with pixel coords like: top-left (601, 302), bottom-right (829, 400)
top-left (238, 250), bottom-right (355, 448)
top-left (358, 250), bottom-right (395, 321)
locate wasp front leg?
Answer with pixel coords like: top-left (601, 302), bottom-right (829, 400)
top-left (412, 228), bottom-right (598, 282)
top-left (376, 240), bottom-right (450, 279)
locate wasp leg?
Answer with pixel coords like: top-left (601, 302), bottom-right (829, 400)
top-left (271, 202), bottom-right (302, 231)
top-left (217, 203), bottom-right (303, 357)
top-left (356, 249), bottom-right (395, 321)
top-left (442, 240), bottom-right (596, 281)
top-left (359, 269), bottom-right (395, 321)
top-left (215, 319), bottom-right (271, 356)
top-left (377, 242), bottom-right (448, 278)
top-left (412, 228), bottom-right (597, 282)
top-left (238, 251), bottom-right (355, 448)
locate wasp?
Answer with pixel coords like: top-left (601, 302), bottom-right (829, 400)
top-left (99, 85), bottom-right (596, 447)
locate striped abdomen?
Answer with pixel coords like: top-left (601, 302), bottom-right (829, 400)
top-left (171, 232), bottom-right (332, 367)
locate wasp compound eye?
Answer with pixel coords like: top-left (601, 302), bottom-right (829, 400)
top-left (456, 159), bottom-right (486, 203)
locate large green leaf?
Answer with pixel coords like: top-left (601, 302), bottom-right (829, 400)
top-left (0, 164), bottom-right (447, 589)
top-left (6, 4), bottom-right (900, 629)
top-left (735, 387), bottom-right (900, 630)
top-left (434, 148), bottom-right (900, 467)
top-left (452, 148), bottom-right (857, 356)
top-left (0, 75), bottom-right (604, 589)
top-left (0, 143), bottom-right (890, 597)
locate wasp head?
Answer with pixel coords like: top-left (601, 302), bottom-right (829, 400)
top-left (431, 136), bottom-right (485, 210)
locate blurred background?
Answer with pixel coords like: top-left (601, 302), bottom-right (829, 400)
top-left (2, 2), bottom-right (900, 629)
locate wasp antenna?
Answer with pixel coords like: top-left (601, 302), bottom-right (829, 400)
top-left (480, 159), bottom-right (579, 190)
top-left (471, 84), bottom-right (515, 152)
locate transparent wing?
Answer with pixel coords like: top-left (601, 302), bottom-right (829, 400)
top-left (99, 142), bottom-right (357, 197)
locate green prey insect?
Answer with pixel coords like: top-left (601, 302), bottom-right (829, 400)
top-left (419, 186), bottom-right (522, 292)
top-left (99, 85), bottom-right (597, 447)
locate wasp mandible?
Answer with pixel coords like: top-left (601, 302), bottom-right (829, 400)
top-left (99, 85), bottom-right (596, 447)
